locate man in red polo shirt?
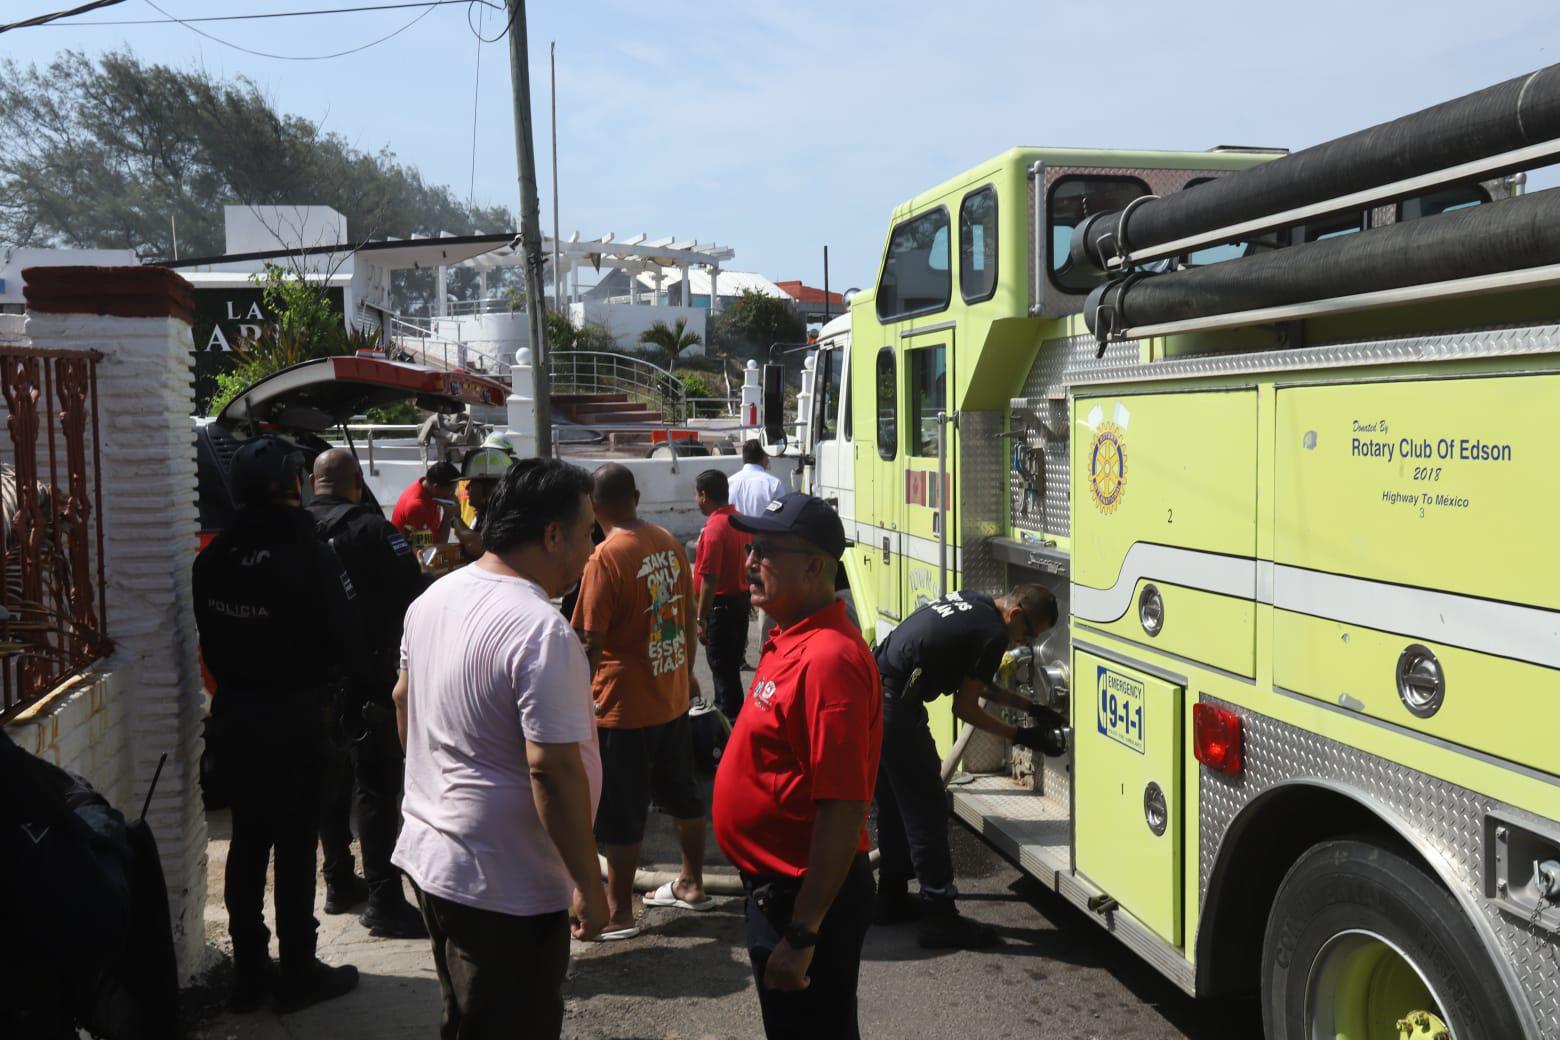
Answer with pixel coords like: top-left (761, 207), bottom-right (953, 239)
top-left (391, 461), bottom-right (460, 547)
top-left (712, 493), bottom-right (882, 1039)
top-left (692, 469), bottom-right (750, 720)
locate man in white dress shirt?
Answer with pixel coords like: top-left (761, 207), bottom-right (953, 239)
top-left (728, 439), bottom-right (785, 517)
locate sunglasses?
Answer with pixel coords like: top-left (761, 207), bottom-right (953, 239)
top-left (745, 541), bottom-right (816, 563)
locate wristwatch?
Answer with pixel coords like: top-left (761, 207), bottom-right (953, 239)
top-left (783, 922), bottom-right (819, 949)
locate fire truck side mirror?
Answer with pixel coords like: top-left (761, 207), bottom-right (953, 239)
top-left (762, 363), bottom-right (786, 453)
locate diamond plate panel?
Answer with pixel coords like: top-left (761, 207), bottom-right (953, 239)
top-left (1044, 323), bottom-right (1560, 389)
top-left (959, 410), bottom-right (1007, 592)
top-left (1010, 332), bottom-right (1146, 537)
top-left (1198, 699), bottom-right (1559, 1038)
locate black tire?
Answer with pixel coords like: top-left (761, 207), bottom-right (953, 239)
top-left (1261, 838), bottom-right (1524, 1039)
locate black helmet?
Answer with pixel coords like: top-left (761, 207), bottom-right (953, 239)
top-left (230, 435), bottom-right (306, 507)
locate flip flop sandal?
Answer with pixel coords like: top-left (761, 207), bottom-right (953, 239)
top-left (642, 880), bottom-right (716, 912)
top-left (596, 924), bottom-right (642, 941)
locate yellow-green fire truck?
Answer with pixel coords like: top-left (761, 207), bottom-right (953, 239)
top-left (795, 65), bottom-right (1560, 1038)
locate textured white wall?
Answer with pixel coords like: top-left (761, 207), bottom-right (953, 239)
top-left (6, 668), bottom-right (133, 810)
top-left (23, 304), bottom-right (209, 979)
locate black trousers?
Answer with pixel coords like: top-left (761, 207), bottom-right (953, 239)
top-left (320, 700), bottom-right (404, 897)
top-left (216, 689), bottom-right (327, 969)
top-left (743, 854), bottom-right (874, 1039)
top-left (705, 592), bottom-right (750, 719)
top-left (873, 693), bottom-right (957, 902)
top-left (416, 890), bottom-right (570, 1040)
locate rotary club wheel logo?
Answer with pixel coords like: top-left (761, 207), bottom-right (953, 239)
top-left (1088, 422), bottom-right (1128, 513)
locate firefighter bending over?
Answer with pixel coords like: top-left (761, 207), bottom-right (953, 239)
top-left (872, 585), bottom-right (1066, 948)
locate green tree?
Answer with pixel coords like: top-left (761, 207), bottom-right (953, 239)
top-left (637, 318), bottom-right (702, 368)
top-left (0, 49), bottom-right (517, 313)
top-left (544, 310), bottom-right (615, 355)
top-left (673, 370), bottom-right (723, 417)
top-left (204, 263), bottom-right (367, 415)
top-left (709, 289), bottom-right (806, 367)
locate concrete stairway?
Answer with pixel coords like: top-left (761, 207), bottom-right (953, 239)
top-left (552, 392), bottom-right (665, 444)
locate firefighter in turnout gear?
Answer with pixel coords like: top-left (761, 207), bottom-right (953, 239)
top-left (307, 448), bottom-right (429, 939)
top-left (193, 436), bottom-right (367, 1013)
top-left (871, 585), bottom-right (1065, 948)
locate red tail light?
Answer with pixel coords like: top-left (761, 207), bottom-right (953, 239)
top-left (1193, 703), bottom-right (1243, 776)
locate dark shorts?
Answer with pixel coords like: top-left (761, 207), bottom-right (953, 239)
top-left (594, 712), bottom-right (704, 845)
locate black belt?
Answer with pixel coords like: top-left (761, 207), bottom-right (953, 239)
top-left (740, 852), bottom-right (871, 895)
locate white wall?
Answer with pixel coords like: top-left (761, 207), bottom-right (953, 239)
top-left (428, 310), bottom-right (530, 370)
top-left (0, 247), bottom-right (139, 307)
top-left (6, 668), bottom-right (134, 812)
top-left (569, 301), bottom-right (707, 357)
top-left (24, 284), bottom-right (210, 980)
top-left (223, 205), bottom-right (348, 265)
top-left (351, 439), bottom-right (750, 543)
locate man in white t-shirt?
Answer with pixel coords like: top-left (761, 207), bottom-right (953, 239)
top-left (729, 438), bottom-right (786, 517)
top-left (392, 458), bottom-right (607, 1039)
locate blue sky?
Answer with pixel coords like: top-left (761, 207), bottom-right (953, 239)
top-left (5, 0), bottom-right (1558, 289)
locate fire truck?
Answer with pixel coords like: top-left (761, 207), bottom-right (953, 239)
top-left (794, 66), bottom-right (1560, 1038)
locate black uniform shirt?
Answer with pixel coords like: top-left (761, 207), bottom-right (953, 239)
top-left (873, 591), bottom-right (1007, 702)
top-left (193, 503), bottom-right (366, 695)
top-left (307, 494), bottom-right (426, 659)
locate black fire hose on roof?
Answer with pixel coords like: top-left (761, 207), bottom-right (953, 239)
top-left (1084, 186), bottom-right (1560, 339)
top-left (1071, 63), bottom-right (1560, 273)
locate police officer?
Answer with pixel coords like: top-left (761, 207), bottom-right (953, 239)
top-left (308, 448), bottom-right (429, 939)
top-left (194, 436), bottom-right (364, 1012)
top-left (871, 585), bottom-right (1066, 949)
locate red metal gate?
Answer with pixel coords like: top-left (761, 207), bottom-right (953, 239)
top-left (0, 345), bottom-right (110, 722)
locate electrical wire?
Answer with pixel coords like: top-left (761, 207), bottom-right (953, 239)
top-left (39, 0), bottom-right (501, 26)
top-left (0, 0), bottom-right (126, 34)
top-left (140, 0), bottom-right (440, 60)
top-left (467, 3), bottom-right (483, 207)
top-left (467, 0), bottom-right (517, 43)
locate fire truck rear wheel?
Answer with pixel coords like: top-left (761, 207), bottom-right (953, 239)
top-left (1260, 837), bottom-right (1523, 1040)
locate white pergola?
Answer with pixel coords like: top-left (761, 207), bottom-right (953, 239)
top-left (458, 232), bottom-right (736, 314)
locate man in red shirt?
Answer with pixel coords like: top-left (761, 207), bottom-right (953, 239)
top-left (712, 493), bottom-right (882, 1038)
top-left (692, 469), bottom-right (750, 720)
top-left (390, 461), bottom-right (460, 547)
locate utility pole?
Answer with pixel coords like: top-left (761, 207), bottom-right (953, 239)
top-left (551, 41), bottom-right (564, 314)
top-left (822, 245), bottom-right (830, 324)
top-left (505, 0), bottom-right (553, 456)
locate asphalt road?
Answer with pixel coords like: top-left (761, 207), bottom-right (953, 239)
top-left (561, 818), bottom-right (1262, 1040)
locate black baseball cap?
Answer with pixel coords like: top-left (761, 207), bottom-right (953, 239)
top-left (729, 492), bottom-right (846, 560)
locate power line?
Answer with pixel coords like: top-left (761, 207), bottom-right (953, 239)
top-left (141, 0), bottom-right (439, 61)
top-left (468, 3), bottom-right (483, 207)
top-left (467, 0), bottom-right (518, 43)
top-left (34, 0), bottom-right (502, 27)
top-left (0, 0), bottom-right (126, 34)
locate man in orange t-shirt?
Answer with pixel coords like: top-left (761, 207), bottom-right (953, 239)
top-left (572, 464), bottom-right (708, 938)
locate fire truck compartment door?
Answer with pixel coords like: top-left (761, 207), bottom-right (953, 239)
top-left (1070, 390), bottom-right (1257, 677)
top-left (1273, 375), bottom-right (1560, 775)
top-left (1073, 650), bottom-right (1184, 946)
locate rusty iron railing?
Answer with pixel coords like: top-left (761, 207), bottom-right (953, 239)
top-left (0, 345), bottom-right (110, 723)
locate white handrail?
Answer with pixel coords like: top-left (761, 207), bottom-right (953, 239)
top-left (550, 350), bottom-right (689, 422)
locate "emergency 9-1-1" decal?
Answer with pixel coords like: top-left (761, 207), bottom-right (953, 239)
top-left (1096, 665), bottom-right (1145, 754)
